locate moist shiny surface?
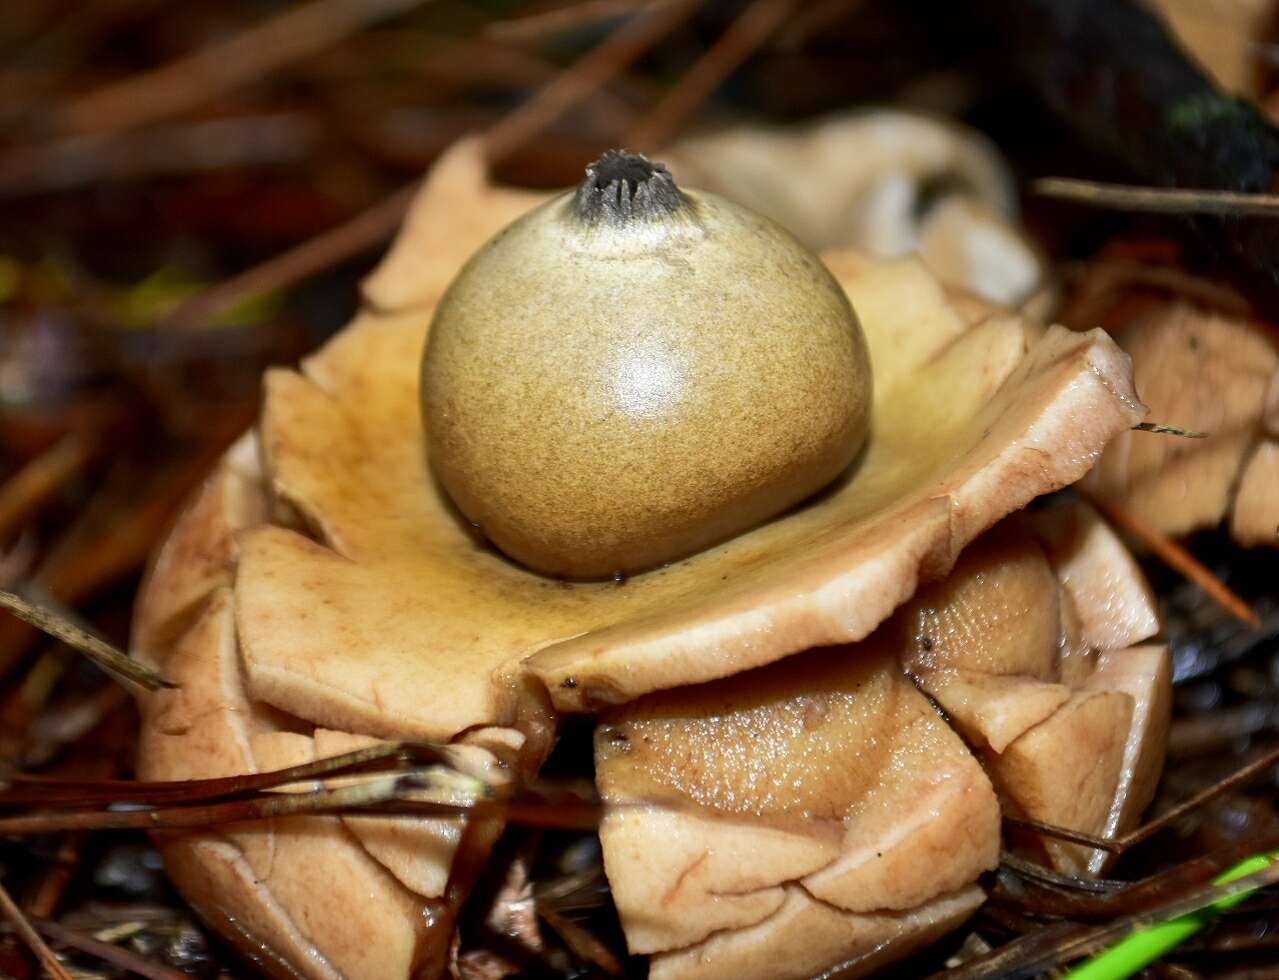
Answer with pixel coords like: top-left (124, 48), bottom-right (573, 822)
top-left (598, 643), bottom-right (916, 821)
top-left (421, 188), bottom-right (872, 579)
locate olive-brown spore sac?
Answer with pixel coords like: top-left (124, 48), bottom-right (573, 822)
top-left (421, 151), bottom-right (872, 579)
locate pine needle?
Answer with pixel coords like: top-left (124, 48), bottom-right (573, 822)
top-left (627, 0), bottom-right (804, 150)
top-left (1035, 177), bottom-right (1279, 216)
top-left (1080, 491), bottom-right (1260, 628)
top-left (33, 918), bottom-right (190, 980)
top-left (1132, 422), bottom-right (1207, 438)
top-left (0, 876), bottom-right (73, 980)
top-left (55, 0), bottom-right (439, 136)
top-left (0, 588), bottom-right (172, 691)
top-left (167, 0), bottom-right (701, 329)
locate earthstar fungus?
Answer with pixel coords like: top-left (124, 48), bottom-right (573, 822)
top-left (132, 140), bottom-right (1165, 980)
top-left (422, 150), bottom-right (871, 579)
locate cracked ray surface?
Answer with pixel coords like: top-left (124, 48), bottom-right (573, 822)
top-left (1085, 300), bottom-right (1279, 545)
top-left (132, 141), bottom-right (1161, 980)
top-left (597, 503), bottom-right (1169, 977)
top-left (233, 145), bottom-right (1144, 740)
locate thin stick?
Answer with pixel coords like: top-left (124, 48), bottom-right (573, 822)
top-left (168, 0), bottom-right (700, 329)
top-left (0, 436), bottom-right (91, 542)
top-left (1035, 177), bottom-right (1279, 216)
top-left (1132, 422), bottom-right (1207, 438)
top-left (484, 0), bottom-right (649, 42)
top-left (34, 918), bottom-right (189, 980)
top-left (0, 0), bottom-right (170, 129)
top-left (1004, 746), bottom-right (1279, 861)
top-left (1117, 745), bottom-right (1279, 850)
top-left (1005, 817), bottom-right (1121, 853)
top-left (0, 774), bottom-right (482, 835)
top-left (0, 740), bottom-right (607, 832)
top-left (994, 832), bottom-right (1279, 921)
top-left (0, 589), bottom-right (171, 691)
top-left (55, 0), bottom-right (437, 136)
top-left (164, 181), bottom-right (419, 328)
top-left (538, 905), bottom-right (624, 975)
top-left (0, 877), bottom-right (73, 980)
top-left (627, 0), bottom-right (800, 150)
top-left (1000, 852), bottom-right (1122, 894)
top-left (482, 0), bottom-right (703, 162)
top-left (26, 831), bottom-right (87, 920)
top-left (0, 114), bottom-right (318, 195)
top-left (777, 0), bottom-right (861, 49)
top-left (1059, 850), bottom-right (1277, 980)
top-left (935, 862), bottom-right (1279, 980)
top-left (0, 740), bottom-right (445, 806)
top-left (1044, 862), bottom-right (1279, 978)
top-left (932, 922), bottom-right (1091, 980)
top-left (1081, 491), bottom-right (1260, 628)
top-left (30, 414), bottom-right (250, 617)
top-left (0, 780), bottom-right (607, 836)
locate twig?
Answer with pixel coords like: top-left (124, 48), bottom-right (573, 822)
top-left (0, 534), bottom-right (35, 590)
top-left (0, 436), bottom-right (91, 543)
top-left (935, 862), bottom-right (1279, 979)
top-left (0, 0), bottom-right (169, 128)
top-left (994, 832), bottom-right (1279, 921)
top-left (167, 0), bottom-right (700, 329)
top-left (1032, 863), bottom-right (1279, 977)
top-left (0, 589), bottom-right (171, 692)
top-left (0, 777), bottom-right (606, 836)
top-left (1005, 745), bottom-right (1279, 858)
top-left (1118, 745), bottom-right (1279, 850)
top-left (26, 831), bottom-right (87, 920)
top-left (0, 877), bottom-right (73, 980)
top-left (538, 905), bottom-right (624, 975)
top-left (482, 0), bottom-right (703, 162)
top-left (24, 684), bottom-right (133, 770)
top-left (627, 0), bottom-right (801, 150)
top-left (1065, 846), bottom-right (1278, 979)
top-left (0, 115), bottom-right (318, 195)
top-left (776, 0), bottom-right (861, 50)
top-left (1169, 703), bottom-right (1277, 757)
top-left (0, 774), bottom-right (485, 834)
top-left (0, 740), bottom-right (449, 806)
top-left (1110, 263), bottom-right (1251, 317)
top-left (1081, 490), bottom-right (1260, 628)
top-left (1000, 852), bottom-right (1122, 894)
top-left (34, 918), bottom-right (188, 980)
top-left (0, 739), bottom-right (605, 832)
top-left (1005, 817), bottom-right (1121, 853)
top-left (1132, 422), bottom-right (1207, 438)
top-left (1035, 177), bottom-right (1279, 217)
top-left (30, 422), bottom-right (247, 614)
top-left (483, 0), bottom-right (650, 42)
top-left (164, 181), bottom-right (419, 328)
top-left (54, 0), bottom-right (438, 136)
top-left (935, 924), bottom-right (1089, 980)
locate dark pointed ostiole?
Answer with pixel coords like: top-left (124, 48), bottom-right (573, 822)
top-left (572, 150), bottom-right (689, 225)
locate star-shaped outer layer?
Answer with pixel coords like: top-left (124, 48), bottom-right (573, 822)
top-left (132, 437), bottom-right (522, 980)
top-left (596, 502), bottom-right (1170, 980)
top-left (228, 139), bottom-right (1146, 750)
top-left (131, 138), bottom-right (1151, 980)
top-left (1083, 300), bottom-right (1279, 546)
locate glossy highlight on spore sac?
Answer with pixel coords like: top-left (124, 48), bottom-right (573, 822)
top-left (421, 151), bottom-right (873, 579)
